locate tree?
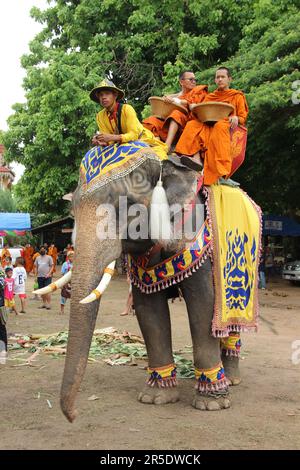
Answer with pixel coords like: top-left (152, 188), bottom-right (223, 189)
top-left (0, 189), bottom-right (17, 213)
top-left (3, 0), bottom-right (256, 220)
top-left (192, 0), bottom-right (300, 214)
top-left (151, 1), bottom-right (300, 217)
top-left (2, 0), bottom-right (299, 220)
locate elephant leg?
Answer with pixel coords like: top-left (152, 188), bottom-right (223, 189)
top-left (221, 333), bottom-right (242, 386)
top-left (180, 259), bottom-right (230, 411)
top-left (132, 285), bottom-right (179, 405)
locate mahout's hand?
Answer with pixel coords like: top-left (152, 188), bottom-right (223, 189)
top-left (98, 133), bottom-right (116, 143)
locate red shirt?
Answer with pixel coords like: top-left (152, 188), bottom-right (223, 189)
top-left (4, 277), bottom-right (14, 300)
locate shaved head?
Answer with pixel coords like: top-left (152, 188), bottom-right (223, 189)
top-left (216, 67), bottom-right (231, 78)
top-left (179, 70), bottom-right (194, 80)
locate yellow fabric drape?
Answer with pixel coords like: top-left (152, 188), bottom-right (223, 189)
top-left (207, 184), bottom-right (261, 336)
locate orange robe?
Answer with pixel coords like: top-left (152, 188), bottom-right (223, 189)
top-left (175, 88), bottom-right (248, 185)
top-left (48, 246), bottom-right (58, 273)
top-left (1, 248), bottom-right (11, 268)
top-left (24, 246), bottom-right (34, 273)
top-left (143, 85), bottom-right (208, 142)
top-left (32, 252), bottom-right (40, 263)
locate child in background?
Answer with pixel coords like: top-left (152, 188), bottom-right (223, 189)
top-left (0, 268), bottom-right (8, 364)
top-left (4, 267), bottom-right (18, 315)
top-left (13, 257), bottom-right (27, 313)
top-left (5, 256), bottom-right (13, 270)
top-left (60, 251), bottom-right (74, 314)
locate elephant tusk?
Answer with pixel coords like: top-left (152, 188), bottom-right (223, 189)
top-left (33, 270), bottom-right (72, 295)
top-left (79, 261), bottom-right (116, 304)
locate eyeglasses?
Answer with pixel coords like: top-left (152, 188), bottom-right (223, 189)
top-left (183, 77), bottom-right (196, 82)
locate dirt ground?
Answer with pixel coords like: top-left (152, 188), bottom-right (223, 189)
top-left (0, 270), bottom-right (299, 450)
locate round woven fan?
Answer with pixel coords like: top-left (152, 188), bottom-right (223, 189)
top-left (192, 101), bottom-right (234, 123)
top-left (148, 96), bottom-right (188, 119)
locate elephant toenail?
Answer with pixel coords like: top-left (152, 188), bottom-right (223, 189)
top-left (207, 401), bottom-right (221, 411)
top-left (138, 393), bottom-right (153, 404)
top-left (193, 399), bottom-right (206, 410)
top-left (154, 396), bottom-right (165, 405)
top-left (223, 398), bottom-right (231, 408)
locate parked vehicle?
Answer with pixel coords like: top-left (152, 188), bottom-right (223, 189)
top-left (282, 260), bottom-right (300, 284)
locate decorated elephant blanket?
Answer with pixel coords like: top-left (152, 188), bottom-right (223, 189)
top-left (80, 141), bottom-right (160, 192)
top-left (128, 184), bottom-right (261, 338)
top-left (128, 219), bottom-right (212, 293)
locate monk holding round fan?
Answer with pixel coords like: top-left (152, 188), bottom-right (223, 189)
top-left (175, 67), bottom-right (248, 185)
top-left (143, 70), bottom-right (208, 151)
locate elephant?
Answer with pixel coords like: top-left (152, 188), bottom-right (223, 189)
top-left (58, 146), bottom-right (246, 422)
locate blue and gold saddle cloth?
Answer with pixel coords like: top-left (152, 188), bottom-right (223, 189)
top-left (80, 141), bottom-right (160, 192)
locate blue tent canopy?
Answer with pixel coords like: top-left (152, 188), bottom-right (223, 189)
top-left (0, 213), bottom-right (31, 231)
top-left (263, 215), bottom-right (300, 237)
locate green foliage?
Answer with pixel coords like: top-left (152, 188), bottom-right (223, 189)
top-left (194, 1), bottom-right (300, 214)
top-left (2, 0), bottom-right (300, 219)
top-left (163, 1), bottom-right (300, 214)
top-left (2, 232), bottom-right (39, 249)
top-left (0, 189), bottom-right (17, 213)
top-left (3, 233), bottom-right (18, 247)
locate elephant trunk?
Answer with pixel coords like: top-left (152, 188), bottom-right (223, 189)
top-left (60, 254), bottom-right (101, 422)
top-left (60, 206), bottom-right (121, 422)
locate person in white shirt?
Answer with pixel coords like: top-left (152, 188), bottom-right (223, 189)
top-left (13, 257), bottom-right (27, 313)
top-left (33, 247), bottom-right (54, 310)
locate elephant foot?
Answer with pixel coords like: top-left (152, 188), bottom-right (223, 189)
top-left (138, 384), bottom-right (180, 405)
top-left (192, 391), bottom-right (231, 411)
top-left (222, 355), bottom-right (241, 386)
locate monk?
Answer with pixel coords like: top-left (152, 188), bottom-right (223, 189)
top-left (48, 243), bottom-right (58, 273)
top-left (1, 244), bottom-right (11, 268)
top-left (90, 79), bottom-right (168, 160)
top-left (24, 243), bottom-right (34, 273)
top-left (175, 67), bottom-right (248, 185)
top-left (32, 249), bottom-right (40, 263)
top-left (143, 70), bottom-right (208, 150)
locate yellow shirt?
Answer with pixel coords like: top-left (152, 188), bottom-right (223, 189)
top-left (96, 104), bottom-right (168, 160)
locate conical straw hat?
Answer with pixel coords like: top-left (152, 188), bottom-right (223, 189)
top-left (90, 78), bottom-right (125, 103)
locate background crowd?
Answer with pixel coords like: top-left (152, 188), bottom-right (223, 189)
top-left (0, 242), bottom-right (74, 363)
